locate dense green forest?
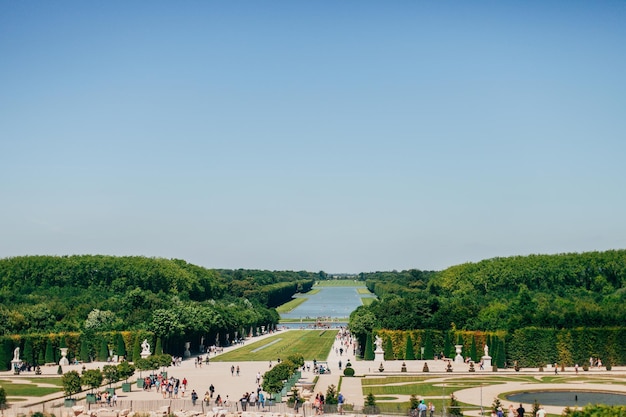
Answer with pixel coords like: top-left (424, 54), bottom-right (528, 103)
top-left (352, 250), bottom-right (626, 332)
top-left (0, 255), bottom-right (315, 364)
top-left (349, 250), bottom-right (626, 366)
top-left (3, 250), bottom-right (626, 368)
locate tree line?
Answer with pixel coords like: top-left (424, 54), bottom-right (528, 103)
top-left (350, 250), bottom-right (626, 366)
top-left (357, 250), bottom-right (626, 332)
top-left (0, 255), bottom-right (318, 369)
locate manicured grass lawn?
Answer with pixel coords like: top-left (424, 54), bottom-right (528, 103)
top-left (276, 297), bottom-right (308, 313)
top-left (0, 377), bottom-right (64, 397)
top-left (315, 280), bottom-right (365, 287)
top-left (362, 376), bottom-right (432, 385)
top-left (364, 381), bottom-right (467, 396)
top-left (364, 374), bottom-right (619, 417)
top-left (361, 297), bottom-right (376, 306)
top-left (356, 288), bottom-right (372, 294)
top-left (212, 330), bottom-right (337, 362)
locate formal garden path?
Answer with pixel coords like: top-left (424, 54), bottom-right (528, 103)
top-left (2, 328), bottom-right (626, 417)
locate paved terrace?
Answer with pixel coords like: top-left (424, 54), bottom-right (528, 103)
top-left (3, 329), bottom-right (626, 417)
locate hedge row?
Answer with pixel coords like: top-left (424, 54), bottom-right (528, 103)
top-left (0, 330), bottom-right (153, 371)
top-left (374, 327), bottom-right (626, 367)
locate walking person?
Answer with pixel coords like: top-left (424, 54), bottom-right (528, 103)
top-left (337, 392), bottom-right (344, 415)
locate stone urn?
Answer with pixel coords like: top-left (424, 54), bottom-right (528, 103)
top-left (59, 347), bottom-right (69, 366)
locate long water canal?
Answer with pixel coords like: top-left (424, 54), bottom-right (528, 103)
top-left (280, 285), bottom-right (375, 321)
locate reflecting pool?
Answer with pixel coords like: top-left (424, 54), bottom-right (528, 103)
top-left (507, 391), bottom-right (626, 407)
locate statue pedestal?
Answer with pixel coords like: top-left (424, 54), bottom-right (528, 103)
top-left (140, 351), bottom-right (151, 359)
top-left (481, 356), bottom-right (492, 370)
top-left (11, 360), bottom-right (22, 373)
top-left (454, 344), bottom-right (464, 364)
top-left (59, 348), bottom-right (69, 366)
top-left (374, 349), bottom-right (385, 363)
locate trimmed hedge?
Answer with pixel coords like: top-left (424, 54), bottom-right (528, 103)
top-left (375, 327), bottom-right (626, 368)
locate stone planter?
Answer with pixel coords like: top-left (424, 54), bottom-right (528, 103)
top-left (86, 393), bottom-right (97, 404)
top-left (64, 398), bottom-right (76, 407)
top-left (137, 378), bottom-right (145, 388)
top-left (106, 387), bottom-right (115, 395)
top-left (122, 382), bottom-right (132, 392)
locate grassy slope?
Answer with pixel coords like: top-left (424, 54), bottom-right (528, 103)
top-left (275, 297), bottom-right (308, 314)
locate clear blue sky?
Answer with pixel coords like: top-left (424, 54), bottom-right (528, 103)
top-left (1, 1), bottom-right (625, 273)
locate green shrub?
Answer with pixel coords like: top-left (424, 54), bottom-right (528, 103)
top-left (343, 367), bottom-right (355, 377)
top-left (0, 386), bottom-right (6, 408)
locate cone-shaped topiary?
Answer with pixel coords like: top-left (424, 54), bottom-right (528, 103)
top-left (384, 337), bottom-right (394, 360)
top-left (405, 334), bottom-right (415, 360)
top-left (45, 339), bottom-right (55, 364)
top-left (80, 339), bottom-right (91, 363)
top-left (132, 335), bottom-right (141, 362)
top-left (115, 333), bottom-right (126, 358)
top-left (470, 337), bottom-right (477, 362)
top-left (98, 339), bottom-right (109, 361)
top-left (23, 338), bottom-right (34, 365)
top-left (424, 331), bottom-right (434, 360)
top-left (444, 331), bottom-right (452, 358)
top-left (364, 333), bottom-right (374, 360)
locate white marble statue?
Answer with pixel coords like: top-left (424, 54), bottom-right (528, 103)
top-left (483, 344), bottom-right (489, 358)
top-left (141, 339), bottom-right (151, 354)
top-left (374, 335), bottom-right (383, 351)
top-left (13, 347), bottom-right (20, 361)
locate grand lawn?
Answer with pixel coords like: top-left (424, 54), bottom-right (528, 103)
top-left (211, 330), bottom-right (337, 362)
top-left (0, 377), bottom-right (64, 398)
